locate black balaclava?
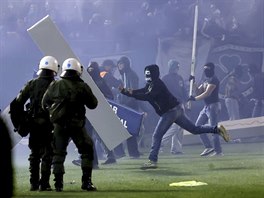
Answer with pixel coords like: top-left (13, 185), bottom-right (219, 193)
top-left (87, 62), bottom-right (101, 80)
top-left (204, 62), bottom-right (215, 78)
top-left (144, 64), bottom-right (160, 82)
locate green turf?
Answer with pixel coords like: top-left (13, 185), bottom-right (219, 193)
top-left (13, 142), bottom-right (264, 198)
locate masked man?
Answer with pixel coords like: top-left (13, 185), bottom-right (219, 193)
top-left (119, 64), bottom-right (229, 169)
top-left (188, 62), bottom-right (223, 157)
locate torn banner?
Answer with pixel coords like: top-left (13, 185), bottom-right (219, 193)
top-left (108, 100), bottom-right (144, 136)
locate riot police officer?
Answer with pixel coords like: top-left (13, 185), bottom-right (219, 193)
top-left (42, 58), bottom-right (98, 192)
top-left (15, 56), bottom-right (59, 191)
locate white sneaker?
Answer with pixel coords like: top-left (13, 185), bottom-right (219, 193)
top-left (200, 148), bottom-right (215, 156)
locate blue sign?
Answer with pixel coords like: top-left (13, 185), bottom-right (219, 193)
top-left (107, 100), bottom-right (144, 136)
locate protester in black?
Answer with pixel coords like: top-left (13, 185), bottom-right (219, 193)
top-left (88, 62), bottom-right (118, 165)
top-left (190, 63), bottom-right (223, 157)
top-left (117, 56), bottom-right (141, 159)
top-left (72, 61), bottom-right (117, 166)
top-left (160, 60), bottom-right (188, 155)
top-left (119, 64), bottom-right (229, 169)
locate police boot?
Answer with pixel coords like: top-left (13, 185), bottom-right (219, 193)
top-left (81, 172), bottom-right (97, 191)
top-left (29, 167), bottom-right (39, 191)
top-left (30, 183), bottom-right (39, 191)
top-left (54, 174), bottom-right (63, 192)
top-left (39, 171), bottom-right (52, 191)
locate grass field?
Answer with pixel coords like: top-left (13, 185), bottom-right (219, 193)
top-left (13, 140), bottom-right (264, 198)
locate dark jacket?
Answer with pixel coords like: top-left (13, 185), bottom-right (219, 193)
top-left (203, 75), bottom-right (220, 105)
top-left (121, 65), bottom-right (179, 116)
top-left (118, 56), bottom-right (139, 110)
top-left (16, 70), bottom-right (55, 119)
top-left (88, 62), bottom-right (114, 100)
top-left (162, 72), bottom-right (188, 103)
top-left (42, 73), bottom-right (98, 124)
top-left (100, 70), bottom-right (122, 89)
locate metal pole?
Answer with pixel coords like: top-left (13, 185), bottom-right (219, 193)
top-left (187, 3), bottom-right (199, 109)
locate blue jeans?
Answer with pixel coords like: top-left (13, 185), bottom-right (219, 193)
top-left (196, 102), bottom-right (222, 153)
top-left (149, 105), bottom-right (217, 162)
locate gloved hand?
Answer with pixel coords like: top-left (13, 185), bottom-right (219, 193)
top-left (189, 75), bottom-right (195, 82)
top-left (188, 96), bottom-right (196, 101)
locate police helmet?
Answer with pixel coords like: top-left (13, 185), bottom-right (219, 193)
top-left (37, 56), bottom-right (59, 75)
top-left (60, 58), bottom-right (83, 77)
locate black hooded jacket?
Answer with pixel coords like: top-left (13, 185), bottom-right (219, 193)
top-left (42, 71), bottom-right (98, 123)
top-left (88, 62), bottom-right (114, 100)
top-left (16, 69), bottom-right (55, 118)
top-left (118, 56), bottom-right (139, 110)
top-left (121, 65), bottom-right (180, 116)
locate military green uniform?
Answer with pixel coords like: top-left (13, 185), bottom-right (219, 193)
top-left (16, 71), bottom-right (54, 191)
top-left (42, 73), bottom-right (98, 191)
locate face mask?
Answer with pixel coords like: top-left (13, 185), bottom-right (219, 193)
top-left (204, 69), bottom-right (214, 78)
top-left (145, 70), bottom-right (152, 82)
top-left (88, 67), bottom-right (96, 77)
